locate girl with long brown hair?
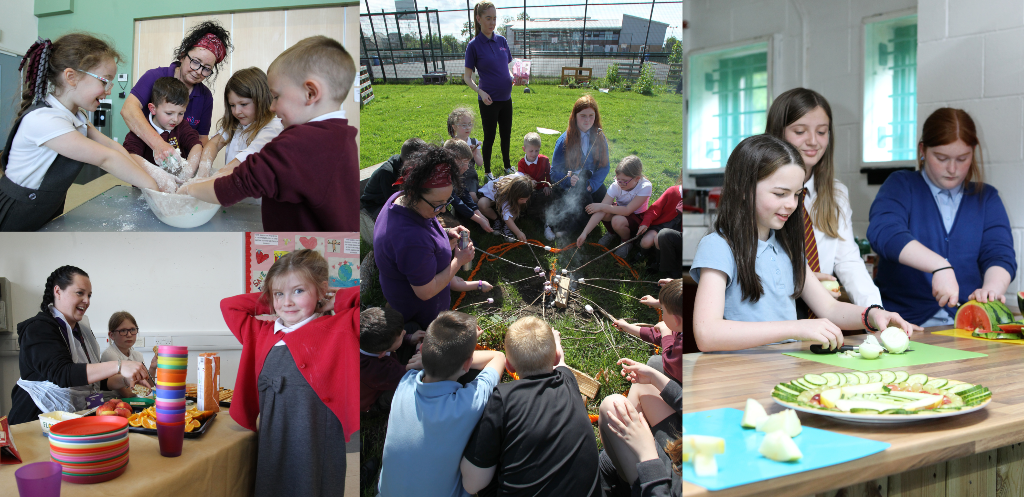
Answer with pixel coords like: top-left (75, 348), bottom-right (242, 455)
top-left (765, 88), bottom-right (885, 312)
top-left (546, 94), bottom-right (611, 239)
top-left (690, 134), bottom-right (913, 351)
top-left (868, 108), bottom-right (1017, 327)
top-left (477, 173), bottom-right (534, 242)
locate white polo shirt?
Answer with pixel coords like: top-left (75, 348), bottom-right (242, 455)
top-left (5, 94), bottom-right (90, 189)
top-left (217, 117), bottom-right (284, 168)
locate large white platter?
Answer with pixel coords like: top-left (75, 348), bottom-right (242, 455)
top-left (773, 396), bottom-right (991, 424)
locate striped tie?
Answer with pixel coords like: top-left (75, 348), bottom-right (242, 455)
top-left (801, 189), bottom-right (820, 319)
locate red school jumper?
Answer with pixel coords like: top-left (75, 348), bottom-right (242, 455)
top-left (517, 154), bottom-right (551, 190)
top-left (640, 185), bottom-right (682, 228)
top-left (214, 118), bottom-right (359, 231)
top-left (222, 287), bottom-right (360, 442)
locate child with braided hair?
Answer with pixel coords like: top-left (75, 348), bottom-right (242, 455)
top-left (1, 34), bottom-right (177, 231)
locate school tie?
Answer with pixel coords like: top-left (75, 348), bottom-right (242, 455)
top-left (160, 131), bottom-right (170, 141)
top-left (801, 188), bottom-right (820, 319)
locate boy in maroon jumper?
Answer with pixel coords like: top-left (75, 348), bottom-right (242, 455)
top-left (517, 132), bottom-right (550, 219)
top-left (123, 77), bottom-right (203, 177)
top-left (179, 35), bottom-right (358, 231)
top-left (613, 279), bottom-right (682, 383)
top-left (360, 307), bottom-right (423, 414)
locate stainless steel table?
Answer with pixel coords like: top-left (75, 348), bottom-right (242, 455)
top-left (39, 185), bottom-right (263, 232)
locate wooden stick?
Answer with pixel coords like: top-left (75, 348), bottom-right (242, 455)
top-left (571, 232), bottom-right (643, 272)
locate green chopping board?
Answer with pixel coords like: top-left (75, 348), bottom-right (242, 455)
top-left (783, 342), bottom-right (987, 371)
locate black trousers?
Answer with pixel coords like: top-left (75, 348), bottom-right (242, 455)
top-left (657, 228), bottom-right (682, 278)
top-left (478, 98), bottom-right (513, 174)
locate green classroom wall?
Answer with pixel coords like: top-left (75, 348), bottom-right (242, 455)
top-left (35, 0), bottom-right (356, 141)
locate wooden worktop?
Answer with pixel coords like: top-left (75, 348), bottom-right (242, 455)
top-left (683, 328), bottom-right (1024, 496)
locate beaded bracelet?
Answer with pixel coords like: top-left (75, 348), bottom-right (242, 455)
top-left (862, 304), bottom-right (884, 331)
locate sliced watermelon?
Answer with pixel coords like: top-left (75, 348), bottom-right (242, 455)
top-left (1018, 291), bottom-right (1024, 316)
top-left (986, 301), bottom-right (1015, 325)
top-left (955, 300), bottom-right (999, 332)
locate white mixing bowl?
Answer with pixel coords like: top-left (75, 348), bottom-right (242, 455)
top-left (141, 188), bottom-right (220, 229)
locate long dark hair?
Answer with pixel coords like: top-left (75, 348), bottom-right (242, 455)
top-left (173, 20), bottom-right (232, 86)
top-left (765, 87), bottom-right (843, 239)
top-left (15, 33), bottom-right (122, 122)
top-left (918, 108), bottom-right (984, 195)
top-left (565, 95), bottom-right (607, 173)
top-left (400, 145), bottom-right (461, 209)
top-left (41, 266), bottom-right (89, 313)
top-left (714, 135), bottom-right (806, 302)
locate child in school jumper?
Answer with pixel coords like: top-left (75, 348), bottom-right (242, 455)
top-left (221, 249), bottom-right (358, 497)
top-left (613, 279), bottom-right (682, 383)
top-left (461, 316), bottom-right (601, 497)
top-left (180, 36), bottom-right (358, 231)
top-left (1, 34), bottom-right (169, 231)
top-left (447, 106), bottom-right (485, 199)
top-left (445, 139), bottom-right (494, 233)
top-left (360, 306), bottom-right (422, 414)
top-left (638, 184), bottom-right (682, 268)
top-left (477, 173), bottom-right (533, 242)
top-left (196, 67), bottom-right (284, 178)
top-left (576, 155), bottom-right (652, 258)
top-left (517, 131), bottom-right (551, 218)
top-left (689, 134), bottom-right (915, 352)
top-left (378, 311), bottom-right (506, 497)
top-left (123, 77), bottom-right (203, 178)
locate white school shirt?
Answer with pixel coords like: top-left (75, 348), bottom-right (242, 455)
top-left (606, 178), bottom-right (653, 215)
top-left (803, 176), bottom-right (883, 307)
top-left (479, 172), bottom-right (524, 221)
top-left (273, 313), bottom-right (319, 346)
top-left (5, 94), bottom-right (90, 189)
top-left (218, 118), bottom-right (284, 168)
top-left (100, 344), bottom-right (145, 364)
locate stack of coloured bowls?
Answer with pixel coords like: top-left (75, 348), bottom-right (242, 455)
top-left (155, 345), bottom-right (188, 456)
top-left (48, 416), bottom-right (129, 483)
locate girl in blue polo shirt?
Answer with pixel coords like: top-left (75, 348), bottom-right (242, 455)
top-left (463, 1), bottom-right (515, 182)
top-left (689, 134), bottom-right (914, 352)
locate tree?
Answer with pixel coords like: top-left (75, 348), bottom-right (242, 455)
top-left (668, 39), bottom-right (682, 64)
top-left (441, 34), bottom-right (465, 55)
top-left (664, 36), bottom-right (680, 53)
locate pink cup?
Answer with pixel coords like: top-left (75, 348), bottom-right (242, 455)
top-left (156, 412), bottom-right (185, 424)
top-left (155, 399), bottom-right (185, 410)
top-left (157, 345), bottom-right (188, 355)
top-left (15, 461), bottom-right (62, 497)
top-left (156, 422), bottom-right (185, 457)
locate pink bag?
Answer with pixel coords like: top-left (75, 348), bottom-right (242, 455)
top-left (511, 58), bottom-right (531, 86)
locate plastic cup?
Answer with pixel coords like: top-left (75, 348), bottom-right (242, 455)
top-left (156, 422), bottom-right (185, 457)
top-left (15, 461), bottom-right (62, 497)
top-left (155, 406), bottom-right (186, 414)
top-left (155, 363), bottom-right (187, 370)
top-left (157, 345), bottom-right (187, 355)
top-left (156, 380), bottom-right (186, 387)
top-left (155, 400), bottom-right (185, 410)
top-left (157, 374), bottom-right (187, 384)
top-left (156, 412), bottom-right (185, 424)
top-left (155, 389), bottom-right (186, 400)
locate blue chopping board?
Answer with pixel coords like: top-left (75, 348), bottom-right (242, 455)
top-left (683, 408), bottom-right (890, 491)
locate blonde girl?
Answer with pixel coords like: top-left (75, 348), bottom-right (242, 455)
top-left (195, 67), bottom-right (283, 178)
top-left (447, 106), bottom-right (485, 200)
top-left (478, 173), bottom-right (534, 242)
top-left (575, 155), bottom-right (652, 257)
top-left (689, 134), bottom-right (914, 352)
top-left (222, 249), bottom-right (357, 497)
top-left (1, 34), bottom-right (169, 231)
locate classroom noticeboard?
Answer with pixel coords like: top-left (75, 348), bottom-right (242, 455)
top-left (245, 232), bottom-right (360, 293)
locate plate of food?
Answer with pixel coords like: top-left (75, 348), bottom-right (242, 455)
top-left (126, 406), bottom-right (217, 437)
top-left (771, 371), bottom-right (991, 424)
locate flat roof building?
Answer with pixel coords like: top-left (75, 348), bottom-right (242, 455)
top-left (503, 14), bottom-right (669, 53)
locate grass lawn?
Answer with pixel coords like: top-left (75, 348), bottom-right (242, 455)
top-left (359, 82), bottom-right (683, 197)
top-left (359, 212), bottom-right (667, 495)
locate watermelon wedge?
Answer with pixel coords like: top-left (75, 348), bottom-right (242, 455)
top-left (1018, 291), bottom-right (1024, 316)
top-left (987, 300), bottom-right (1015, 325)
top-left (955, 300), bottom-right (999, 332)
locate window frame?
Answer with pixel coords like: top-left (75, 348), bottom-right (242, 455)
top-left (861, 9), bottom-right (918, 170)
top-left (684, 36), bottom-right (774, 176)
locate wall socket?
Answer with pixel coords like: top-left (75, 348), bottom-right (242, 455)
top-left (117, 73), bottom-right (128, 82)
top-left (150, 336), bottom-right (173, 346)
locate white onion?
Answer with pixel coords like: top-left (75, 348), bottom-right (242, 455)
top-left (879, 327), bottom-right (910, 354)
top-left (858, 343), bottom-right (883, 359)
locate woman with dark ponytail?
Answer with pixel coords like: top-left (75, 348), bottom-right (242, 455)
top-left (9, 266), bottom-right (153, 424)
top-left (1, 33), bottom-right (169, 231)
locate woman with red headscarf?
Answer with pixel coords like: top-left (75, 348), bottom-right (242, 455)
top-left (120, 21), bottom-right (232, 164)
top-left (373, 144), bottom-right (476, 331)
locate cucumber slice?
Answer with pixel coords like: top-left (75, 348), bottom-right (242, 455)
top-left (906, 374), bottom-right (929, 385)
top-left (783, 381), bottom-right (806, 393)
top-left (821, 372), bottom-right (840, 387)
top-left (894, 371), bottom-right (910, 383)
top-left (835, 372), bottom-right (847, 386)
top-left (957, 385), bottom-right (986, 397)
top-left (932, 407), bottom-right (963, 412)
top-left (947, 383), bottom-right (975, 394)
top-left (941, 379), bottom-right (966, 390)
top-left (925, 378), bottom-right (948, 389)
top-left (879, 371), bottom-right (897, 384)
top-left (842, 373), bottom-right (860, 385)
top-left (792, 378), bottom-right (814, 390)
top-left (849, 408), bottom-right (881, 414)
top-left (803, 373), bottom-right (828, 386)
top-left (867, 372), bottom-right (883, 383)
top-left (772, 392), bottom-right (798, 403)
top-left (853, 372), bottom-right (870, 383)
top-left (775, 384), bottom-right (801, 397)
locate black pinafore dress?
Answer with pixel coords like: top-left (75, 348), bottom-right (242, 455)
top-left (255, 345), bottom-right (346, 497)
top-left (0, 102), bottom-right (87, 231)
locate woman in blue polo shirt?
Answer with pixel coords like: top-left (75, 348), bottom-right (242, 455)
top-left (463, 1), bottom-right (515, 182)
top-left (120, 21), bottom-right (231, 164)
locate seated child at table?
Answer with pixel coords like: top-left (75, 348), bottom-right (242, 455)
top-left (477, 173), bottom-right (533, 242)
top-left (613, 279), bottom-right (682, 383)
top-left (517, 131), bottom-right (551, 217)
top-left (689, 134), bottom-right (914, 352)
top-left (360, 306), bottom-right (422, 414)
top-left (179, 35), bottom-right (358, 231)
top-left (100, 310), bottom-right (157, 397)
top-left (378, 311), bottom-right (506, 497)
top-left (122, 77), bottom-right (203, 181)
top-left (196, 67), bottom-right (284, 178)
top-left (461, 316), bottom-right (601, 497)
top-left (447, 106), bottom-right (484, 198)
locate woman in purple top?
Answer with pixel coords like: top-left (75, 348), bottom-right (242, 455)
top-left (464, 1), bottom-right (515, 181)
top-left (372, 145), bottom-right (476, 329)
top-left (120, 21), bottom-right (231, 164)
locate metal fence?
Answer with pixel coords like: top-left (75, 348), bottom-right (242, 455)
top-left (359, 0), bottom-right (682, 84)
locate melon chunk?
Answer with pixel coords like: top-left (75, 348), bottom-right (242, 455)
top-left (759, 430), bottom-right (803, 462)
top-left (683, 434), bottom-right (724, 455)
top-left (756, 409), bottom-right (801, 437)
top-left (741, 398), bottom-right (769, 428)
top-left (693, 452), bottom-right (718, 476)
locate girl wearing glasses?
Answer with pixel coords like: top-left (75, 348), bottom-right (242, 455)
top-left (100, 311), bottom-right (158, 396)
top-left (575, 155), bottom-right (652, 258)
top-left (373, 145), bottom-right (475, 331)
top-left (121, 21), bottom-right (231, 165)
top-left (1, 34), bottom-right (163, 231)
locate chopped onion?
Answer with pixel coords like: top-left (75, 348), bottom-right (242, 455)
top-left (859, 342), bottom-right (883, 359)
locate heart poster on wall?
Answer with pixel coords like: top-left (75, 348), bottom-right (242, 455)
top-left (246, 232), bottom-right (360, 293)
